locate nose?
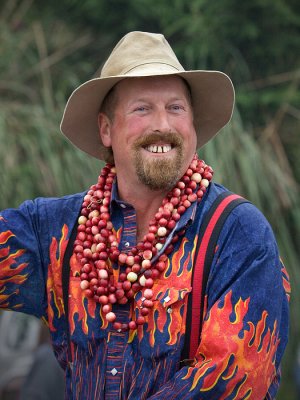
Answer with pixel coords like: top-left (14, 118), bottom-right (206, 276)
top-left (152, 108), bottom-right (172, 133)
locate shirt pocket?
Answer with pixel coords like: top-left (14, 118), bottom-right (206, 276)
top-left (134, 284), bottom-right (192, 359)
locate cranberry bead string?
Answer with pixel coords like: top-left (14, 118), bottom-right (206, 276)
top-left (73, 154), bottom-right (213, 331)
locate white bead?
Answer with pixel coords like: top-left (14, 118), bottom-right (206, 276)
top-left (105, 312), bottom-right (116, 322)
top-left (98, 269), bottom-right (108, 279)
top-left (89, 210), bottom-right (99, 218)
top-left (127, 272), bottom-right (138, 282)
top-left (80, 280), bottom-right (89, 290)
top-left (78, 216), bottom-right (87, 225)
top-left (201, 179), bottom-right (209, 188)
top-left (157, 227), bottom-right (167, 237)
top-left (155, 243), bottom-right (163, 251)
top-left (191, 172), bottom-right (202, 183)
top-left (139, 275), bottom-right (146, 286)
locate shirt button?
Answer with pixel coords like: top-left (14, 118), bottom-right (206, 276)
top-left (120, 203), bottom-right (126, 209)
top-left (111, 368), bottom-right (118, 376)
top-left (124, 241), bottom-right (130, 247)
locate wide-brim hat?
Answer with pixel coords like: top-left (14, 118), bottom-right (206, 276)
top-left (60, 31), bottom-right (235, 160)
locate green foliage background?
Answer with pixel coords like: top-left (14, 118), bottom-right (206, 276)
top-left (0, 0), bottom-right (299, 398)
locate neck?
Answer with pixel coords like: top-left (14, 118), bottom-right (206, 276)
top-left (116, 178), bottom-right (169, 242)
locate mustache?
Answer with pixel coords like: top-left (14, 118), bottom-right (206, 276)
top-left (133, 132), bottom-right (183, 148)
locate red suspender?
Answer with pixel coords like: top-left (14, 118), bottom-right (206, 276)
top-left (182, 192), bottom-right (248, 361)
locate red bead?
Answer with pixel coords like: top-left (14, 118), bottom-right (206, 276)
top-left (177, 206), bottom-right (186, 215)
top-left (123, 281), bottom-right (132, 291)
top-left (119, 296), bottom-right (128, 305)
top-left (151, 269), bottom-right (160, 280)
top-left (156, 261), bottom-right (166, 272)
top-left (82, 264), bottom-right (92, 274)
top-left (132, 283), bottom-right (141, 292)
top-left (119, 273), bottom-right (127, 282)
top-left (99, 295), bottom-right (108, 305)
top-left (128, 321), bottom-right (137, 330)
top-left (77, 231), bottom-right (86, 241)
top-left (132, 264), bottom-right (141, 273)
top-left (136, 316), bottom-right (146, 325)
top-left (144, 289), bottom-right (153, 299)
top-left (170, 197), bottom-right (179, 206)
top-left (115, 289), bottom-right (125, 299)
top-left (109, 286), bottom-right (116, 293)
top-left (74, 245), bottom-right (83, 253)
top-left (96, 287), bottom-right (106, 296)
top-left (108, 294), bottom-right (117, 304)
top-left (167, 220), bottom-right (176, 230)
top-left (146, 233), bottom-right (155, 243)
top-left (89, 271), bottom-right (97, 279)
top-left (183, 200), bottom-right (191, 208)
top-left (141, 307), bottom-right (150, 316)
top-left (85, 289), bottom-right (93, 298)
top-left (158, 218), bottom-right (168, 227)
top-left (143, 299), bottom-right (154, 308)
top-left (126, 289), bottom-right (134, 299)
top-left (143, 270), bottom-right (153, 279)
top-left (80, 273), bottom-right (88, 280)
top-left (90, 278), bottom-right (98, 286)
top-left (149, 225), bottom-right (158, 234)
top-left (143, 241), bottom-right (153, 250)
top-left (145, 278), bottom-right (154, 288)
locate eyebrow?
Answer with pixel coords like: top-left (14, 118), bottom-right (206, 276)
top-left (130, 96), bottom-right (188, 104)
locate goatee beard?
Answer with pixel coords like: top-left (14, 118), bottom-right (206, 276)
top-left (133, 132), bottom-right (184, 191)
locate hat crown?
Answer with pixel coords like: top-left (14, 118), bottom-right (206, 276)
top-left (100, 31), bottom-right (184, 78)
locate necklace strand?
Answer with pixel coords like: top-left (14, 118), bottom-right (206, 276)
top-left (73, 154), bottom-right (213, 331)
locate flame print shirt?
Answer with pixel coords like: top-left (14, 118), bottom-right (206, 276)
top-left (0, 182), bottom-right (290, 399)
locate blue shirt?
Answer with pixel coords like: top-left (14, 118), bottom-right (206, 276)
top-left (0, 182), bottom-right (290, 399)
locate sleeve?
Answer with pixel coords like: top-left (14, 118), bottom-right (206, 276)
top-left (0, 200), bottom-right (49, 319)
top-left (148, 203), bottom-right (291, 400)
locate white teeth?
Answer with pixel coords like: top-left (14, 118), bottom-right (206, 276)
top-left (146, 145), bottom-right (171, 153)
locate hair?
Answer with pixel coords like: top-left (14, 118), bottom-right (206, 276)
top-left (100, 85), bottom-right (118, 121)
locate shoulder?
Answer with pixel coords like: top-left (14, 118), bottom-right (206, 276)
top-left (1, 192), bottom-right (85, 236)
top-left (206, 183), bottom-right (276, 247)
top-left (15, 192), bottom-right (85, 217)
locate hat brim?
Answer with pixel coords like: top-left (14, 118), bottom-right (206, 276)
top-left (60, 70), bottom-right (234, 160)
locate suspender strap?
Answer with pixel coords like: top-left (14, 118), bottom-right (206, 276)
top-left (62, 221), bottom-right (78, 365)
top-left (182, 192), bottom-right (248, 361)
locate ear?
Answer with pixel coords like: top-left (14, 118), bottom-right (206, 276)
top-left (98, 112), bottom-right (112, 147)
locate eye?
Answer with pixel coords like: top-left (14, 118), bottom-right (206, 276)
top-left (132, 104), bottom-right (151, 115)
top-left (169, 104), bottom-right (185, 112)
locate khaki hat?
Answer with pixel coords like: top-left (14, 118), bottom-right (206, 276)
top-left (60, 31), bottom-right (234, 160)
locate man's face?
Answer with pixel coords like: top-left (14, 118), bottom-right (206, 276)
top-left (99, 75), bottom-right (197, 191)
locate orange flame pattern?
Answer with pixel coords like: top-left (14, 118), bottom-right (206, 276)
top-left (0, 229), bottom-right (28, 308)
top-left (47, 223), bottom-right (104, 335)
top-left (135, 236), bottom-right (196, 347)
top-left (47, 224), bottom-right (69, 331)
top-left (281, 260), bottom-right (291, 302)
top-left (69, 256), bottom-right (100, 335)
top-left (183, 291), bottom-right (279, 398)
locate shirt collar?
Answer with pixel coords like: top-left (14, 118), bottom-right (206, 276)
top-left (110, 179), bottom-right (197, 229)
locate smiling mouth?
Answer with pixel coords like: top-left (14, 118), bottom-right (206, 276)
top-left (144, 144), bottom-right (172, 153)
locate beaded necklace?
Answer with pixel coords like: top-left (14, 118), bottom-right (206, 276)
top-left (73, 154), bottom-right (213, 331)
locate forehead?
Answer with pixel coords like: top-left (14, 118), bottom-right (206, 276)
top-left (114, 75), bottom-right (191, 100)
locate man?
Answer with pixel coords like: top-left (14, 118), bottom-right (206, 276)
top-left (0, 31), bottom-right (290, 399)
